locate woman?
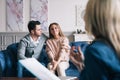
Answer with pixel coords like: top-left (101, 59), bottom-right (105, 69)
top-left (71, 0), bottom-right (120, 80)
top-left (46, 22), bottom-right (70, 76)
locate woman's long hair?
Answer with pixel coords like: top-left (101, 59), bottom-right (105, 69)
top-left (84, 0), bottom-right (120, 57)
top-left (48, 22), bottom-right (65, 39)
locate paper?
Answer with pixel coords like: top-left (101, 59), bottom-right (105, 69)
top-left (19, 58), bottom-right (60, 80)
top-left (19, 58), bottom-right (77, 80)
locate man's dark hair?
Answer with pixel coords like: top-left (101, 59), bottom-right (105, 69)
top-left (28, 20), bottom-right (41, 33)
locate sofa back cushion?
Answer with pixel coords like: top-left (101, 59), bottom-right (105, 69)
top-left (5, 43), bottom-right (19, 76)
top-left (70, 41), bottom-right (88, 53)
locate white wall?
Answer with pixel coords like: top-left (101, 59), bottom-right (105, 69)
top-left (0, 0), bottom-right (6, 32)
top-left (48, 0), bottom-right (75, 32)
top-left (48, 0), bottom-right (88, 32)
top-left (23, 0), bottom-right (30, 32)
top-left (0, 0), bottom-right (88, 32)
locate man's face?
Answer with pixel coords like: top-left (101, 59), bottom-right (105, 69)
top-left (33, 25), bottom-right (42, 37)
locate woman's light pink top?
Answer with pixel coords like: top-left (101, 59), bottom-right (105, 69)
top-left (46, 37), bottom-right (70, 62)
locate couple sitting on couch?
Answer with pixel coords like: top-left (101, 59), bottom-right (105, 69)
top-left (12, 0), bottom-right (120, 80)
top-left (17, 20), bottom-right (84, 77)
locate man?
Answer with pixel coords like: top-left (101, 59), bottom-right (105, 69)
top-left (17, 20), bottom-right (48, 77)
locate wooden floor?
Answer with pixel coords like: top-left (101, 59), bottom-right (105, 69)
top-left (0, 77), bottom-right (38, 80)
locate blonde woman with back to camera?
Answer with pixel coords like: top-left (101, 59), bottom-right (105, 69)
top-left (71, 0), bottom-right (120, 80)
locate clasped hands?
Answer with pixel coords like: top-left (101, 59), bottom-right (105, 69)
top-left (50, 60), bottom-right (58, 71)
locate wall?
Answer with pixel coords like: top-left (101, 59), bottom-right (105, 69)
top-left (0, 0), bottom-right (89, 50)
top-left (48, 0), bottom-right (88, 32)
top-left (0, 0), bottom-right (88, 32)
top-left (0, 0), bottom-right (6, 32)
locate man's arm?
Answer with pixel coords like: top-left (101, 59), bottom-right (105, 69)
top-left (17, 40), bottom-right (27, 59)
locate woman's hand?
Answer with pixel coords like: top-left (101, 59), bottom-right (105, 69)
top-left (51, 56), bottom-right (62, 71)
top-left (70, 46), bottom-right (84, 62)
top-left (52, 60), bottom-right (58, 71)
top-left (70, 46), bottom-right (85, 71)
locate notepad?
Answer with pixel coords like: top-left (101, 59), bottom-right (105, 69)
top-left (19, 58), bottom-right (77, 80)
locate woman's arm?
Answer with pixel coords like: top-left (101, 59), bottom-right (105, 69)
top-left (59, 37), bottom-right (70, 60)
top-left (53, 37), bottom-right (70, 70)
top-left (46, 40), bottom-right (54, 61)
top-left (70, 46), bottom-right (84, 71)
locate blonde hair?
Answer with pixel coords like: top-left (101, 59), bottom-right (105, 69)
top-left (48, 22), bottom-right (65, 38)
top-left (84, 0), bottom-right (120, 57)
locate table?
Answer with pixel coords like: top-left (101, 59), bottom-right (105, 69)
top-left (0, 77), bottom-right (38, 80)
top-left (59, 76), bottom-right (79, 80)
top-left (1, 77), bottom-right (79, 80)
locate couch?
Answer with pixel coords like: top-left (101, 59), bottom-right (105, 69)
top-left (0, 41), bottom-right (88, 78)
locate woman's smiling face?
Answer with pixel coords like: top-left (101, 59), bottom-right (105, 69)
top-left (50, 24), bottom-right (60, 37)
